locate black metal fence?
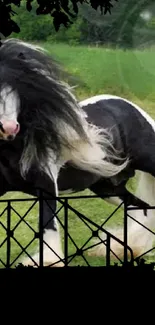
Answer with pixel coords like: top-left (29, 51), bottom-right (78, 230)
top-left (0, 189), bottom-right (155, 268)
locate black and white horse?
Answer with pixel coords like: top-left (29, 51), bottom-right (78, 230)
top-left (0, 38), bottom-right (155, 266)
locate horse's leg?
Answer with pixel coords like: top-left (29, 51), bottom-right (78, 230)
top-left (124, 170), bottom-right (155, 259)
top-left (0, 162), bottom-right (64, 267)
top-left (15, 168), bottom-right (65, 267)
top-left (22, 194), bottom-right (64, 267)
top-left (110, 159), bottom-right (155, 259)
top-left (39, 195), bottom-right (64, 267)
top-left (88, 177), bottom-right (153, 259)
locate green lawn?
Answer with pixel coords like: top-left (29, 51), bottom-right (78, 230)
top-left (1, 43), bottom-right (155, 267)
top-left (42, 43), bottom-right (155, 112)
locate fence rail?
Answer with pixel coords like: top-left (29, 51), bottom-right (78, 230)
top-left (0, 189), bottom-right (155, 268)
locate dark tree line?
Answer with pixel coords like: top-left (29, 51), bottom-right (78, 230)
top-left (0, 0), bottom-right (118, 44)
top-left (0, 0), bottom-right (155, 48)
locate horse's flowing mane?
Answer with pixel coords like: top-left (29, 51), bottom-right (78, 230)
top-left (0, 38), bottom-right (128, 184)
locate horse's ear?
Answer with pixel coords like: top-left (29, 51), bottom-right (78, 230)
top-left (18, 52), bottom-right (26, 60)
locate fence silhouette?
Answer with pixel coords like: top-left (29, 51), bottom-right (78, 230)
top-left (0, 189), bottom-right (155, 268)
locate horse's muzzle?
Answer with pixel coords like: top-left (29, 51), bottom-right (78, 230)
top-left (0, 120), bottom-right (20, 140)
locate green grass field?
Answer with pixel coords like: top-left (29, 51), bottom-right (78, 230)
top-left (1, 43), bottom-right (155, 267)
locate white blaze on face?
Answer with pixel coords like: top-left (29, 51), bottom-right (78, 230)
top-left (0, 85), bottom-right (20, 139)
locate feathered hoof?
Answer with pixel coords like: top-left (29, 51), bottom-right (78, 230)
top-left (87, 242), bottom-right (145, 261)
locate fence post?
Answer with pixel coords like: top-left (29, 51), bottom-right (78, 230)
top-left (39, 189), bottom-right (44, 267)
top-left (124, 196), bottom-right (128, 265)
top-left (6, 201), bottom-right (11, 268)
top-left (64, 198), bottom-right (68, 267)
top-left (106, 234), bottom-right (111, 267)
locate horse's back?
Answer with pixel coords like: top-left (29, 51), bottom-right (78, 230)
top-left (80, 95), bottom-right (155, 171)
top-left (80, 94), bottom-right (150, 130)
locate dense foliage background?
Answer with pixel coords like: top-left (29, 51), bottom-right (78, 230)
top-left (7, 0), bottom-right (155, 48)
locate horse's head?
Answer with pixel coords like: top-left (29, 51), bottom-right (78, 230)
top-left (0, 38), bottom-right (87, 153)
top-left (0, 85), bottom-right (20, 141)
top-left (0, 38), bottom-right (52, 142)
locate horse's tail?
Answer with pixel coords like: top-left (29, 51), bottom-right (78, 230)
top-left (88, 171), bottom-right (155, 260)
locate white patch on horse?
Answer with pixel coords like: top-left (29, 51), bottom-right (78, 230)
top-left (59, 189), bottom-right (74, 195)
top-left (0, 85), bottom-right (19, 121)
top-left (44, 159), bottom-right (60, 197)
top-left (45, 151), bottom-right (67, 197)
top-left (5, 38), bottom-right (46, 53)
top-left (104, 196), bottom-right (123, 206)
